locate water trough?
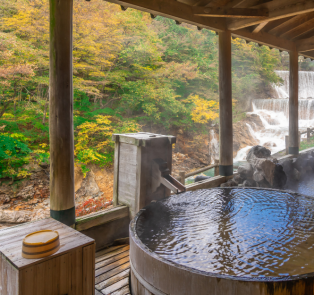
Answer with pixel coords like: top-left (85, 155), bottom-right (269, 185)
top-left (130, 188), bottom-right (314, 294)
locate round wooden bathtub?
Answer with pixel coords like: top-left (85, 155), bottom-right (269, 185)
top-left (129, 188), bottom-right (314, 295)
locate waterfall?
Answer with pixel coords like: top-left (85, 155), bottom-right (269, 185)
top-left (235, 71), bottom-right (314, 161)
top-left (209, 129), bottom-right (219, 164)
top-left (273, 71), bottom-right (314, 99)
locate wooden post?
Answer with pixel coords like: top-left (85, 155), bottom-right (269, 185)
top-left (49, 0), bottom-right (75, 226)
top-left (299, 131), bottom-right (301, 148)
top-left (179, 171), bottom-right (185, 185)
top-left (214, 159), bottom-right (219, 176)
top-left (289, 47), bottom-right (299, 156)
top-left (307, 128), bottom-right (311, 143)
top-left (285, 135), bottom-right (289, 155)
top-left (218, 31), bottom-right (233, 176)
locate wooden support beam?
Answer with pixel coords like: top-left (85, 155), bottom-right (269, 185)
top-left (105, 0), bottom-right (226, 31)
top-left (49, 0), bottom-right (75, 226)
top-left (252, 21), bottom-right (268, 33)
top-left (281, 18), bottom-right (314, 40)
top-left (289, 47), bottom-right (299, 155)
top-left (232, 27), bottom-right (294, 52)
top-left (225, 0), bottom-right (247, 8)
top-left (194, 7), bottom-right (268, 18)
top-left (228, 1), bottom-right (314, 30)
top-left (297, 37), bottom-right (314, 52)
top-left (219, 31), bottom-right (233, 177)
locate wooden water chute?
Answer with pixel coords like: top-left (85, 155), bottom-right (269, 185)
top-left (112, 132), bottom-right (186, 219)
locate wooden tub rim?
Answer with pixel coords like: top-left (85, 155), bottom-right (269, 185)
top-left (130, 187), bottom-right (314, 283)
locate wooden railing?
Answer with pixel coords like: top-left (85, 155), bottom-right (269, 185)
top-left (178, 159), bottom-right (244, 183)
top-left (285, 127), bottom-right (314, 154)
top-left (178, 159), bottom-right (219, 184)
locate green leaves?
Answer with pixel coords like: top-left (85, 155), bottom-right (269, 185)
top-left (0, 134), bottom-right (32, 178)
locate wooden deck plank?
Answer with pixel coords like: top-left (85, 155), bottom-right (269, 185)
top-left (95, 262), bottom-right (130, 284)
top-left (95, 269), bottom-right (130, 291)
top-left (95, 245), bottom-right (126, 258)
top-left (101, 277), bottom-right (129, 295)
top-left (95, 245), bottom-right (131, 294)
top-left (96, 245), bottom-right (129, 264)
top-left (110, 285), bottom-right (130, 295)
top-left (96, 257), bottom-right (129, 277)
top-left (96, 250), bottom-right (129, 270)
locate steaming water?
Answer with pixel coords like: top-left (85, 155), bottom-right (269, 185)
top-left (234, 71), bottom-right (314, 161)
top-left (138, 188), bottom-right (314, 278)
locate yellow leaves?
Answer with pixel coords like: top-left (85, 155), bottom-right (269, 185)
top-left (17, 169), bottom-right (31, 179)
top-left (190, 95), bottom-right (219, 124)
top-left (232, 37), bottom-right (252, 51)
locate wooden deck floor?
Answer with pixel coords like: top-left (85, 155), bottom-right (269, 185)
top-left (95, 244), bottom-right (131, 295)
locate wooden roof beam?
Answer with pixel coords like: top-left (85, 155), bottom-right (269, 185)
top-left (105, 0), bottom-right (227, 31)
top-left (228, 1), bottom-right (314, 30)
top-left (252, 21), bottom-right (268, 33)
top-left (194, 7), bottom-right (268, 18)
top-left (280, 18), bottom-right (314, 40)
top-left (296, 37), bottom-right (314, 52)
top-left (266, 14), bottom-right (309, 35)
top-left (232, 27), bottom-right (294, 51)
top-left (225, 0), bottom-right (247, 8)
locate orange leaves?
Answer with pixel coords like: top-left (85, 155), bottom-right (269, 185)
top-left (0, 64), bottom-right (34, 78)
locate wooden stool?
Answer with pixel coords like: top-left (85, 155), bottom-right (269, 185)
top-left (0, 218), bottom-right (95, 295)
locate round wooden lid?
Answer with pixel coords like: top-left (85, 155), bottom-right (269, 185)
top-left (22, 230), bottom-right (60, 259)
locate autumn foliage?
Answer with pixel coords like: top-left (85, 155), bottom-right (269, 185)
top-left (0, 0), bottom-right (285, 183)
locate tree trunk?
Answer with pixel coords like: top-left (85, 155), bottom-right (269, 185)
top-left (0, 101), bottom-right (11, 119)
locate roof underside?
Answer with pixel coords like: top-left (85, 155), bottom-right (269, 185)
top-left (105, 0), bottom-right (314, 59)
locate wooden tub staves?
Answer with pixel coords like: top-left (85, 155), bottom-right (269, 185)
top-left (129, 193), bottom-right (314, 295)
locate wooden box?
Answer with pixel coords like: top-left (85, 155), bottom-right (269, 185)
top-left (112, 132), bottom-right (176, 219)
top-left (0, 218), bottom-right (95, 295)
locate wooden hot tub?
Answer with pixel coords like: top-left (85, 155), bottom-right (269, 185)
top-left (130, 188), bottom-right (314, 295)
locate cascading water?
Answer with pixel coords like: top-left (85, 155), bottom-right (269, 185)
top-left (234, 71), bottom-right (314, 161)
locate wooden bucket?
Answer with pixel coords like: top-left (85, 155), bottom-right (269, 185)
top-left (22, 230), bottom-right (60, 259)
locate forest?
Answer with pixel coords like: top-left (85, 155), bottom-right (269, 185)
top-left (0, 0), bottom-right (311, 181)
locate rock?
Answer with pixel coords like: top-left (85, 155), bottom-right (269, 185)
top-left (233, 174), bottom-right (244, 185)
top-left (253, 170), bottom-right (265, 183)
top-left (39, 163), bottom-right (49, 169)
top-left (17, 185), bottom-right (35, 199)
top-left (294, 153), bottom-right (311, 172)
top-left (246, 145), bottom-right (271, 163)
top-left (292, 168), bottom-right (300, 181)
top-left (220, 179), bottom-right (237, 187)
top-left (0, 210), bottom-right (32, 223)
top-left (238, 163), bottom-right (253, 179)
top-left (273, 164), bottom-right (287, 188)
top-left (257, 179), bottom-right (271, 188)
top-left (255, 159), bottom-right (276, 186)
top-left (194, 175), bottom-right (211, 183)
top-left (0, 209), bottom-right (49, 224)
top-left (75, 170), bottom-right (103, 202)
top-left (243, 179), bottom-right (256, 187)
top-left (31, 209), bottom-right (50, 221)
top-left (263, 142), bottom-right (277, 148)
top-left (238, 184), bottom-right (244, 187)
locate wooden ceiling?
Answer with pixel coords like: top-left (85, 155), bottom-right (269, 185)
top-left (105, 0), bottom-right (314, 59)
